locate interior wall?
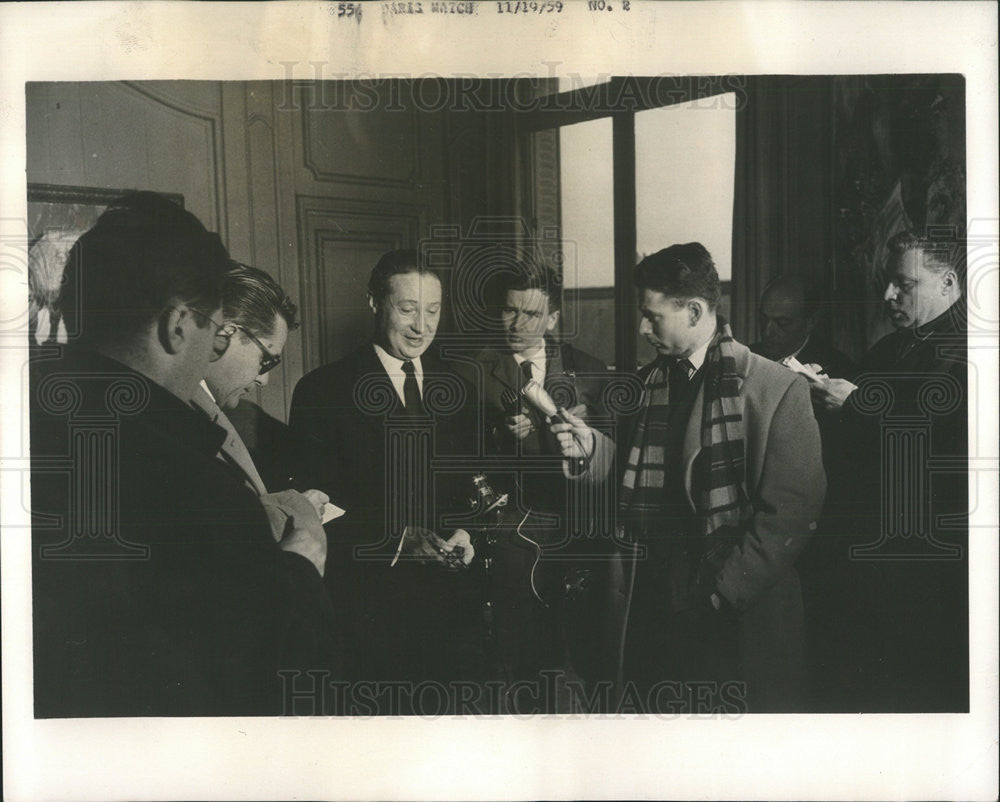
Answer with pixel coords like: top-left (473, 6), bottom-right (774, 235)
top-left (27, 82), bottom-right (227, 234)
top-left (26, 80), bottom-right (512, 422)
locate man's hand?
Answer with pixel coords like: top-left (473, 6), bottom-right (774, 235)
top-left (394, 526), bottom-right (475, 569)
top-left (278, 523), bottom-right (328, 577)
top-left (444, 529), bottom-right (475, 567)
top-left (300, 488), bottom-right (330, 520)
top-left (549, 407), bottom-right (596, 460)
top-left (809, 376), bottom-right (858, 412)
top-left (504, 413), bottom-right (534, 441)
top-left (260, 490), bottom-right (328, 576)
top-left (260, 489), bottom-right (322, 542)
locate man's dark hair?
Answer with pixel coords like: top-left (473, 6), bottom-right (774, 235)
top-left (496, 261), bottom-right (562, 312)
top-left (887, 230), bottom-right (967, 290)
top-left (58, 191), bottom-right (230, 346)
top-left (367, 248), bottom-right (440, 305)
top-left (634, 242), bottom-right (721, 310)
top-left (221, 261), bottom-right (299, 336)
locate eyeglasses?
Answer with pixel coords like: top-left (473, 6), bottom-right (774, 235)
top-left (182, 306), bottom-right (226, 335)
top-left (231, 324), bottom-right (282, 375)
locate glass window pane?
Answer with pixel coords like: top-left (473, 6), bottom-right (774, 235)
top-left (558, 117), bottom-right (614, 366)
top-left (635, 94), bottom-right (737, 364)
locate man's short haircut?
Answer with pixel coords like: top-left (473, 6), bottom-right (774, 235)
top-left (887, 230), bottom-right (967, 289)
top-left (221, 262), bottom-right (299, 336)
top-left (367, 248), bottom-right (440, 304)
top-left (634, 242), bottom-right (721, 310)
top-left (496, 261), bottom-right (562, 312)
top-left (58, 191), bottom-right (229, 346)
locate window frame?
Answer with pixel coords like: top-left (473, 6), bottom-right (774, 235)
top-left (516, 76), bottom-right (735, 371)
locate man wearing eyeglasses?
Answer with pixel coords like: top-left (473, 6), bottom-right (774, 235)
top-left (191, 261), bottom-right (329, 567)
top-left (29, 193), bottom-right (340, 717)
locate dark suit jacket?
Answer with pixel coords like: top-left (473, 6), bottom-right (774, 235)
top-left (824, 299), bottom-right (969, 711)
top-left (462, 339), bottom-right (610, 459)
top-left (288, 343), bottom-right (484, 691)
top-left (30, 348), bottom-right (340, 717)
top-left (586, 337), bottom-right (826, 711)
top-left (454, 340), bottom-right (614, 680)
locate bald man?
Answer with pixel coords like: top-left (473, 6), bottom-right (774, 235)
top-left (750, 275), bottom-right (856, 381)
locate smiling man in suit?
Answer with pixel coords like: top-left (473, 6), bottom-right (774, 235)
top-left (551, 242), bottom-right (826, 713)
top-left (289, 249), bottom-right (481, 710)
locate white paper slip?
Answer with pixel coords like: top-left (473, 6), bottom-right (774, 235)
top-left (320, 502), bottom-right (346, 524)
top-left (781, 355), bottom-right (824, 382)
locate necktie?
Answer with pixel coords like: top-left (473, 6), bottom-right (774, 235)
top-left (401, 360), bottom-right (424, 415)
top-left (668, 358), bottom-right (692, 400)
top-left (521, 360), bottom-right (535, 385)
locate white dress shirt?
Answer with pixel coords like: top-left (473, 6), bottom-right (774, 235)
top-left (512, 344), bottom-right (548, 385)
top-left (373, 343), bottom-right (424, 404)
top-left (683, 338), bottom-right (711, 378)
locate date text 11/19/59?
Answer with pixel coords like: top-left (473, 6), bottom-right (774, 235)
top-left (497, 1), bottom-right (564, 13)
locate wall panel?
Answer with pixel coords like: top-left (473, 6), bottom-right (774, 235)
top-left (296, 195), bottom-right (424, 367)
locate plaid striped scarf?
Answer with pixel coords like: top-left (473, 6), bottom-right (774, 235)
top-left (620, 320), bottom-right (746, 538)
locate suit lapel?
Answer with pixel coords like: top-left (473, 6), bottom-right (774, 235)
top-left (357, 343), bottom-right (404, 417)
top-left (191, 384), bottom-right (268, 496)
top-left (490, 350), bottom-right (519, 392)
top-left (544, 341), bottom-right (564, 387)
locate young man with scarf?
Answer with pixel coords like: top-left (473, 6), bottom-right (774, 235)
top-left (551, 242), bottom-right (826, 713)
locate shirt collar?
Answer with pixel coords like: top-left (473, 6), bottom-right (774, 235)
top-left (199, 378), bottom-right (218, 404)
top-left (373, 342), bottom-right (423, 376)
top-left (685, 338), bottom-right (711, 373)
top-left (512, 343), bottom-right (547, 367)
top-left (912, 296), bottom-right (966, 339)
top-left (790, 334), bottom-right (812, 360)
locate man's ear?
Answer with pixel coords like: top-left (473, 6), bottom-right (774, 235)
top-left (546, 309), bottom-right (561, 333)
top-left (158, 306), bottom-right (189, 355)
top-left (687, 299), bottom-right (704, 327)
top-left (367, 292), bottom-right (379, 316)
top-left (941, 270), bottom-right (958, 295)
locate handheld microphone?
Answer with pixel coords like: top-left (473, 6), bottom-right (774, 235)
top-left (500, 387), bottom-right (522, 418)
top-left (521, 380), bottom-right (568, 423)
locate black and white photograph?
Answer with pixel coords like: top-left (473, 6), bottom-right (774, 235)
top-left (1, 3), bottom-right (997, 800)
